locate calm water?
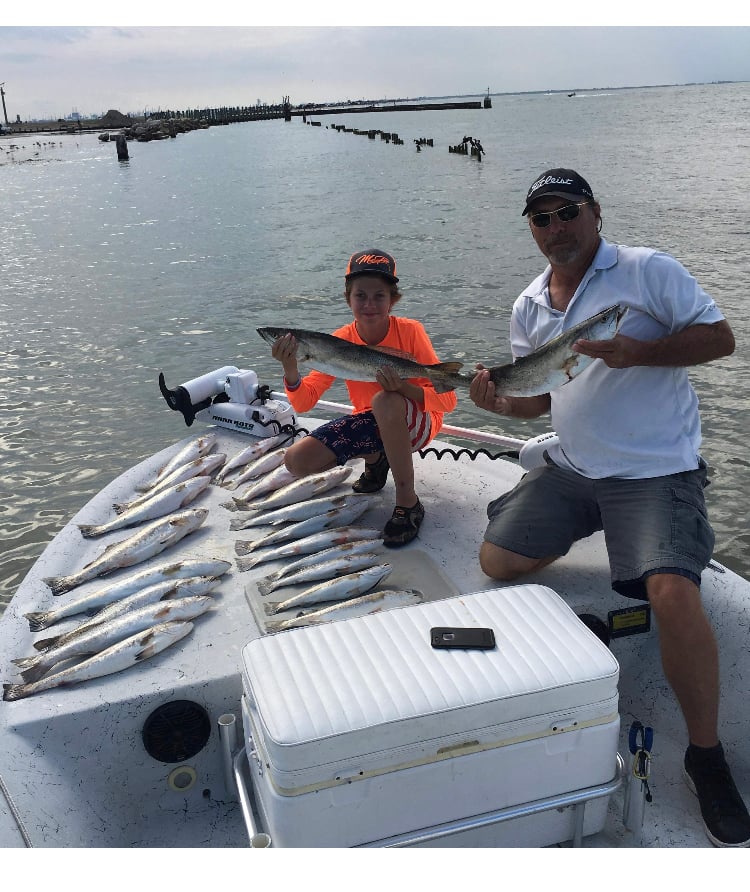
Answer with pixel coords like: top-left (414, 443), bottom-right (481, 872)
top-left (2, 83), bottom-right (750, 613)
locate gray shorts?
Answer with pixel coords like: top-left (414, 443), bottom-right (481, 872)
top-left (484, 459), bottom-right (715, 600)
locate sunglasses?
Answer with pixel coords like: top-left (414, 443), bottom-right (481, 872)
top-left (528, 201), bottom-right (591, 228)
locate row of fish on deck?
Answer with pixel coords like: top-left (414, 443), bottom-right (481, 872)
top-left (3, 431), bottom-right (420, 702)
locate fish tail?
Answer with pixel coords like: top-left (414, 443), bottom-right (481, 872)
top-left (24, 611), bottom-right (52, 632)
top-left (229, 518), bottom-right (248, 532)
top-left (32, 632), bottom-right (62, 651)
top-left (263, 602), bottom-right (283, 616)
top-left (43, 576), bottom-right (74, 597)
top-left (77, 524), bottom-right (102, 539)
top-left (235, 555), bottom-right (260, 572)
top-left (256, 578), bottom-right (277, 596)
top-left (19, 664), bottom-right (48, 684)
top-left (427, 362), bottom-right (468, 394)
top-left (11, 655), bottom-right (39, 670)
top-left (3, 683), bottom-right (29, 702)
top-left (432, 380), bottom-right (456, 394)
top-left (234, 540), bottom-right (257, 556)
top-left (112, 502), bottom-right (129, 515)
top-left (263, 620), bottom-right (287, 632)
top-left (219, 500), bottom-right (240, 512)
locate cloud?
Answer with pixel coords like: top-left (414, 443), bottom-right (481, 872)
top-left (1, 24), bottom-right (748, 121)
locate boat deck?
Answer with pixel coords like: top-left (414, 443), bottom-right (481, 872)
top-left (1, 426), bottom-right (748, 847)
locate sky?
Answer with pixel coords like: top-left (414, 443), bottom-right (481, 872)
top-left (1, 7), bottom-right (749, 121)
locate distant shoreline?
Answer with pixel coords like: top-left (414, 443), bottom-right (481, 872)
top-left (3, 80), bottom-right (746, 134)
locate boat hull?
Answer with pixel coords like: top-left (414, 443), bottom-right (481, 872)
top-left (1, 422), bottom-right (748, 847)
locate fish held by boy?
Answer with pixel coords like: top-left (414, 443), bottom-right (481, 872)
top-left (258, 326), bottom-right (463, 393)
top-left (257, 305), bottom-right (624, 398)
top-left (3, 620), bottom-right (194, 702)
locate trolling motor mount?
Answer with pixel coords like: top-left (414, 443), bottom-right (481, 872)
top-left (159, 366), bottom-right (296, 437)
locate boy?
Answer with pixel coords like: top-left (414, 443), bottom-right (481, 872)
top-left (269, 249), bottom-right (457, 547)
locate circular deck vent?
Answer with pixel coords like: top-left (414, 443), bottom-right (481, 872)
top-left (142, 700), bottom-right (211, 763)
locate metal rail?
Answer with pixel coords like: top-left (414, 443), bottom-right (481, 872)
top-left (269, 392), bottom-right (528, 451)
top-left (233, 741), bottom-right (624, 849)
top-left (233, 746), bottom-right (271, 848)
top-left (360, 753), bottom-right (625, 848)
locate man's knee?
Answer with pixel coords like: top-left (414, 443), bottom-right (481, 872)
top-left (646, 572), bottom-right (705, 623)
top-left (479, 541), bottom-right (547, 581)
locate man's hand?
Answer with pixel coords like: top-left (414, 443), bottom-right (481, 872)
top-left (572, 333), bottom-right (645, 369)
top-left (469, 365), bottom-right (513, 415)
top-left (574, 320), bottom-right (735, 369)
top-left (470, 364), bottom-right (551, 418)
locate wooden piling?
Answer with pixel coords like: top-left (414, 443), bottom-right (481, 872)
top-left (115, 134), bottom-right (129, 160)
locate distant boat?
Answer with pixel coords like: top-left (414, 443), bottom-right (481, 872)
top-left (567, 92), bottom-right (576, 98)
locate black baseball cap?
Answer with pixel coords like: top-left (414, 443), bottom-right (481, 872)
top-left (345, 249), bottom-right (399, 283)
top-left (522, 168), bottom-right (595, 215)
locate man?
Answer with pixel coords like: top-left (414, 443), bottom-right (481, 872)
top-left (470, 167), bottom-right (749, 847)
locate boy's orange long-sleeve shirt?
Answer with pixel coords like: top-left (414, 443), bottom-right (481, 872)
top-left (283, 316), bottom-right (457, 443)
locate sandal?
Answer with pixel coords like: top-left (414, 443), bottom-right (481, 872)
top-left (352, 452), bottom-right (390, 493)
top-left (383, 499), bottom-right (425, 548)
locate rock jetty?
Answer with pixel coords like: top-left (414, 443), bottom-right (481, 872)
top-left (99, 116), bottom-right (209, 144)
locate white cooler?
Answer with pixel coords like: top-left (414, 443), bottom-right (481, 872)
top-left (240, 584), bottom-right (620, 847)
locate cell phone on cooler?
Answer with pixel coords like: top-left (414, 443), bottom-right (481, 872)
top-left (430, 627), bottom-right (496, 650)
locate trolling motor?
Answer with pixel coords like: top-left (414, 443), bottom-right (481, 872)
top-left (158, 365), bottom-right (296, 438)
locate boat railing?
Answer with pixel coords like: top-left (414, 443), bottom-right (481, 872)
top-left (232, 742), bottom-right (625, 848)
top-left (270, 392), bottom-right (528, 452)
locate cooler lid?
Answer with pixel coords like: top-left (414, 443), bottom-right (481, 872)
top-left (241, 584), bottom-right (619, 772)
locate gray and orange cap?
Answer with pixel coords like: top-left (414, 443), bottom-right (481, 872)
top-left (345, 249), bottom-right (399, 283)
top-left (522, 168), bottom-right (595, 215)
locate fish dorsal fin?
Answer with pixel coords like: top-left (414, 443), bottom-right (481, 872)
top-left (369, 346), bottom-right (464, 374)
top-left (432, 360), bottom-right (464, 374)
top-left (369, 345), bottom-right (418, 361)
